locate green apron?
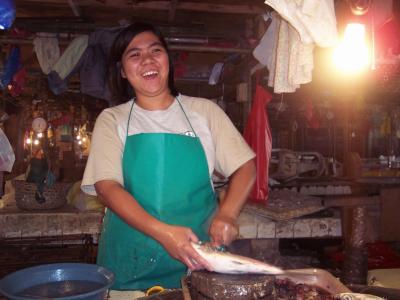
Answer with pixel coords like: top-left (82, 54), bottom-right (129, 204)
top-left (97, 98), bottom-right (216, 290)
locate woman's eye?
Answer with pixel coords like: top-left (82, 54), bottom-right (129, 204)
top-left (129, 52), bottom-right (140, 58)
top-left (152, 48), bottom-right (163, 53)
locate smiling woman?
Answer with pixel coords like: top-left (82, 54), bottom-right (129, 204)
top-left (81, 22), bottom-right (256, 290)
top-left (119, 31), bottom-right (172, 109)
top-left (108, 22), bottom-right (179, 106)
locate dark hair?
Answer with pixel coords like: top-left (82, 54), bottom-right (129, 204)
top-left (108, 22), bottom-right (178, 104)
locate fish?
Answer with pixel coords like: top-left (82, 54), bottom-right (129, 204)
top-left (191, 242), bottom-right (284, 275)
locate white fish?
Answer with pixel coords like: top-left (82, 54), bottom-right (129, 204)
top-left (191, 242), bottom-right (284, 275)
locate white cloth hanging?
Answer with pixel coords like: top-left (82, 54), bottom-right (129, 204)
top-left (33, 32), bottom-right (60, 75)
top-left (264, 0), bottom-right (338, 47)
top-left (253, 12), bottom-right (314, 93)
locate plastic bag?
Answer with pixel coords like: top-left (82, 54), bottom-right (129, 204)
top-left (67, 180), bottom-right (104, 212)
top-left (0, 46), bottom-right (20, 89)
top-left (0, 0), bottom-right (15, 30)
top-left (0, 127), bottom-right (15, 172)
top-left (243, 83), bottom-right (273, 204)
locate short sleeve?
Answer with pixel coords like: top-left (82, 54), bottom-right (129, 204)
top-left (81, 109), bottom-right (124, 195)
top-left (208, 102), bottom-right (255, 177)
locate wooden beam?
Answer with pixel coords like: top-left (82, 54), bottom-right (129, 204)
top-left (168, 0), bottom-right (178, 23)
top-left (323, 196), bottom-right (380, 207)
top-left (18, 0), bottom-right (266, 14)
top-left (0, 37), bottom-right (252, 54)
top-left (169, 44), bottom-right (251, 54)
top-left (129, 1), bottom-right (266, 14)
top-left (67, 0), bottom-right (81, 17)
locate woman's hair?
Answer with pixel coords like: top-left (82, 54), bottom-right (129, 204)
top-left (108, 22), bottom-right (178, 104)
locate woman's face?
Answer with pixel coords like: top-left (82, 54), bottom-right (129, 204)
top-left (121, 31), bottom-right (170, 99)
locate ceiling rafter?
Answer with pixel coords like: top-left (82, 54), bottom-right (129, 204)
top-left (67, 0), bottom-right (81, 17)
top-left (168, 0), bottom-right (179, 22)
top-left (17, 0), bottom-right (266, 15)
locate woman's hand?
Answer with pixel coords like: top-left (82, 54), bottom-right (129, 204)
top-left (209, 159), bottom-right (255, 247)
top-left (209, 213), bottom-right (239, 247)
top-left (155, 224), bottom-right (211, 271)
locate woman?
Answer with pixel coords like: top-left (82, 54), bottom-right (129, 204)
top-left (81, 22), bottom-right (256, 290)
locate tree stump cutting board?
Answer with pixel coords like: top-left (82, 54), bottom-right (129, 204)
top-left (189, 270), bottom-right (275, 299)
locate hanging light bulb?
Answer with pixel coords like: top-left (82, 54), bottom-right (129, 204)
top-left (33, 139), bottom-right (40, 145)
top-left (37, 132), bottom-right (43, 138)
top-left (333, 23), bottom-right (370, 73)
top-left (26, 138), bottom-right (32, 144)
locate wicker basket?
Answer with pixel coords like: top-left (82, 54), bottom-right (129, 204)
top-left (13, 180), bottom-right (72, 211)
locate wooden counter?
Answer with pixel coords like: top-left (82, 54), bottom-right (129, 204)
top-left (0, 196), bottom-right (103, 239)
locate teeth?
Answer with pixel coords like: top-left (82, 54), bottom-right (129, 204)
top-left (142, 71), bottom-right (158, 77)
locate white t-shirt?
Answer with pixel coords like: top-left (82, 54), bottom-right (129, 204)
top-left (81, 94), bottom-right (255, 195)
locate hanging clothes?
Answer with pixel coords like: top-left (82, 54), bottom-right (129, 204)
top-left (264, 0), bottom-right (338, 47)
top-left (254, 13), bottom-right (314, 93)
top-left (79, 27), bottom-right (122, 103)
top-left (33, 32), bottom-right (60, 75)
top-left (51, 34), bottom-right (88, 80)
top-left (47, 35), bottom-right (88, 95)
top-left (254, 0), bottom-right (337, 93)
top-left (47, 27), bottom-right (122, 104)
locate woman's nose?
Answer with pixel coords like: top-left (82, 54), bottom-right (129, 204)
top-left (140, 52), bottom-right (154, 64)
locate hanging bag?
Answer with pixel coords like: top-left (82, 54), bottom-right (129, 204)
top-left (243, 75), bottom-right (273, 204)
top-left (0, 128), bottom-right (15, 172)
top-left (0, 0), bottom-right (15, 30)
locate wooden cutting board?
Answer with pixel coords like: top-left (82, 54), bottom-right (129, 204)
top-left (189, 270), bottom-right (274, 300)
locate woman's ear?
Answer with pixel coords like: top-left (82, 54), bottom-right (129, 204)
top-left (119, 62), bottom-right (127, 78)
top-left (121, 67), bottom-right (126, 78)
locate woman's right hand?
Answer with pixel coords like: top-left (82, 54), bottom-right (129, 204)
top-left (156, 224), bottom-right (211, 271)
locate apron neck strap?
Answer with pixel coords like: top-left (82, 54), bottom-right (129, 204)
top-left (126, 99), bottom-right (135, 137)
top-left (126, 95), bottom-right (198, 137)
top-left (176, 95), bottom-right (197, 137)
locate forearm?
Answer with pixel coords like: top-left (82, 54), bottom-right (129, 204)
top-left (95, 180), bottom-right (167, 242)
top-left (218, 159), bottom-right (256, 220)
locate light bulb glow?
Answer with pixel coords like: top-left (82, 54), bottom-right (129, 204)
top-left (26, 138), bottom-right (32, 144)
top-left (33, 139), bottom-right (40, 145)
top-left (333, 23), bottom-right (369, 73)
top-left (37, 132), bottom-right (43, 138)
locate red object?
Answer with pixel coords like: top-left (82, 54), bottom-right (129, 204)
top-left (8, 67), bottom-right (26, 97)
top-left (173, 52), bottom-right (188, 79)
top-left (330, 242), bottom-right (400, 269)
top-left (243, 83), bottom-right (272, 204)
top-left (304, 98), bottom-right (320, 129)
top-left (376, 18), bottom-right (400, 57)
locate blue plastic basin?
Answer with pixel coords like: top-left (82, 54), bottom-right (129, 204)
top-left (0, 263), bottom-right (114, 300)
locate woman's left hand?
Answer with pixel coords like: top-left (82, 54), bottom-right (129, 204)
top-left (209, 213), bottom-right (238, 246)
